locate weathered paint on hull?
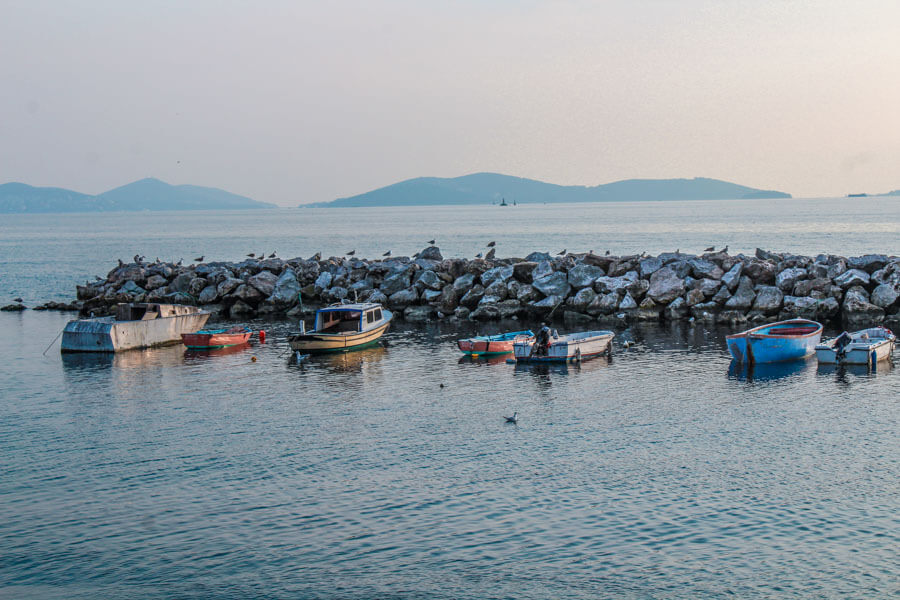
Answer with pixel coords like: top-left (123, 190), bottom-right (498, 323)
top-left (513, 334), bottom-right (613, 363)
top-left (728, 333), bottom-right (821, 364)
top-left (61, 312), bottom-right (210, 352)
top-left (289, 321), bottom-right (390, 353)
top-left (815, 339), bottom-right (895, 365)
top-left (182, 332), bottom-right (252, 349)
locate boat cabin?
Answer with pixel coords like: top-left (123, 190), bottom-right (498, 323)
top-left (315, 303), bottom-right (386, 334)
top-left (115, 302), bottom-right (203, 321)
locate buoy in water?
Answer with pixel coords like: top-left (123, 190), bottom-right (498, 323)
top-left (258, 330), bottom-right (266, 343)
top-left (251, 356), bottom-right (257, 362)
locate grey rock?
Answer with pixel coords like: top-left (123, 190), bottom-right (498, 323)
top-left (144, 274), bottom-right (168, 291)
top-left (381, 271), bottom-right (411, 296)
top-left (626, 278), bottom-right (650, 301)
top-left (532, 272), bottom-right (571, 298)
top-left (388, 287), bottom-right (418, 309)
top-left (639, 257), bottom-right (664, 278)
top-left (871, 283), bottom-right (900, 308)
top-left (188, 277), bottom-right (208, 297)
top-left (459, 285), bottom-right (485, 309)
top-left (587, 292), bottom-right (619, 316)
top-left (619, 292), bottom-right (638, 310)
top-left (691, 301), bottom-right (719, 322)
top-left (416, 269), bottom-right (444, 291)
top-left (484, 279), bottom-right (508, 301)
top-left (685, 289), bottom-right (705, 307)
top-left (647, 267), bottom-right (686, 304)
top-left (525, 251), bottom-right (552, 262)
top-left (470, 304), bottom-right (502, 320)
top-left (696, 278), bottom-right (722, 298)
top-left (481, 265), bottom-right (514, 287)
top-left (532, 260), bottom-right (555, 281)
top-left (775, 268), bottom-right (807, 292)
top-left (668, 260), bottom-right (693, 279)
top-left (168, 272), bottom-right (194, 294)
top-left (322, 285), bottom-right (349, 303)
top-left (512, 261), bottom-right (537, 283)
top-left (594, 273), bottom-right (636, 295)
top-left (848, 254), bottom-right (887, 273)
top-left (742, 259), bottom-right (777, 284)
top-left (404, 305), bottom-right (435, 322)
top-left (452, 273), bottom-right (476, 292)
top-left (229, 300), bottom-right (256, 316)
top-left (688, 258), bottom-right (724, 279)
top-left (664, 296), bottom-right (689, 320)
top-left (528, 294), bottom-right (563, 315)
top-left (721, 262), bottom-right (743, 292)
top-left (417, 246), bottom-right (443, 261)
top-left (422, 289), bottom-right (443, 303)
top-left (268, 270), bottom-right (301, 306)
top-left (842, 294), bottom-right (885, 328)
top-left (233, 284), bottom-right (264, 304)
top-left (808, 262), bottom-right (829, 279)
top-left (818, 297), bottom-right (840, 320)
top-left (826, 259), bottom-right (848, 280)
top-left (568, 287), bottom-right (597, 311)
top-left (516, 283), bottom-right (540, 303)
top-left (567, 264), bottom-right (605, 289)
top-left (248, 270), bottom-right (279, 296)
top-left (367, 290), bottom-right (388, 305)
top-left (198, 285), bottom-right (219, 304)
top-left (834, 269), bottom-right (870, 289)
top-left (454, 306), bottom-right (471, 320)
top-left (314, 271), bottom-right (333, 291)
top-left (119, 280), bottom-right (146, 297)
top-left (780, 295), bottom-right (818, 319)
top-left (752, 285), bottom-right (784, 315)
top-left (792, 277), bottom-right (830, 297)
top-left (724, 276), bottom-right (756, 310)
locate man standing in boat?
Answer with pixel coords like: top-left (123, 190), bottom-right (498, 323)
top-left (532, 323), bottom-right (551, 357)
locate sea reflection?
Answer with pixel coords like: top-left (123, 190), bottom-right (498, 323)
top-left (728, 357), bottom-right (813, 383)
top-left (457, 353), bottom-right (512, 366)
top-left (61, 344), bottom-right (187, 372)
top-left (183, 341), bottom-right (252, 360)
top-left (817, 359), bottom-right (894, 381)
top-left (297, 345), bottom-right (389, 374)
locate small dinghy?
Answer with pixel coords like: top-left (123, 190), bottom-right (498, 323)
top-left (181, 326), bottom-right (253, 349)
top-left (727, 319), bottom-right (823, 364)
top-left (815, 327), bottom-right (895, 366)
top-left (513, 330), bottom-right (614, 363)
top-left (457, 330), bottom-right (534, 356)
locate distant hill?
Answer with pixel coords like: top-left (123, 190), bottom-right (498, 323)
top-left (305, 173), bottom-right (791, 207)
top-left (0, 178), bottom-right (275, 213)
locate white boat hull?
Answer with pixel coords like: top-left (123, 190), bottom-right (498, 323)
top-left (61, 308), bottom-right (210, 352)
top-left (513, 331), bottom-right (614, 363)
top-left (815, 328), bottom-right (896, 366)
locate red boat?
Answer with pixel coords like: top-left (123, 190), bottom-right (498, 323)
top-left (457, 330), bottom-right (534, 356)
top-left (181, 326), bottom-right (252, 349)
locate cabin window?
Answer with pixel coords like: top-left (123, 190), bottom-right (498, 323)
top-left (373, 308), bottom-right (382, 321)
top-left (365, 310), bottom-right (375, 324)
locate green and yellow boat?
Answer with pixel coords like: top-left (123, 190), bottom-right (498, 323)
top-left (288, 302), bottom-right (392, 354)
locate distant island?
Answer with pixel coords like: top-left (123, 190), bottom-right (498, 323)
top-left (0, 178), bottom-right (275, 213)
top-left (304, 173), bottom-right (792, 207)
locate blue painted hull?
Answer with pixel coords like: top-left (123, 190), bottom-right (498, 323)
top-left (727, 319), bottom-right (823, 364)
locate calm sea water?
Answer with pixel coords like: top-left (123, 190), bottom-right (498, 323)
top-left (1, 199), bottom-right (899, 598)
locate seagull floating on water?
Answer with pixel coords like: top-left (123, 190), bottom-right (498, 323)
top-left (504, 412), bottom-right (518, 424)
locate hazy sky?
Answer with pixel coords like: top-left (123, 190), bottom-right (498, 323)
top-left (2, 0), bottom-right (899, 205)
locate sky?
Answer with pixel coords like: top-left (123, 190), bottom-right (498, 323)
top-left (1, 0), bottom-right (899, 206)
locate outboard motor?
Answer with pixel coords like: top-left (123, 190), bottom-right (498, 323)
top-left (834, 331), bottom-right (852, 359)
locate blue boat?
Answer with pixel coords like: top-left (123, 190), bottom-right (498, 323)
top-left (727, 319), bottom-right (823, 364)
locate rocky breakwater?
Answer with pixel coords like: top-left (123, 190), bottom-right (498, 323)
top-left (72, 247), bottom-right (900, 329)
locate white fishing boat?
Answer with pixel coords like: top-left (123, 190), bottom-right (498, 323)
top-left (815, 327), bottom-right (896, 366)
top-left (61, 303), bottom-right (210, 352)
top-left (288, 302), bottom-right (392, 353)
top-left (513, 330), bottom-right (614, 363)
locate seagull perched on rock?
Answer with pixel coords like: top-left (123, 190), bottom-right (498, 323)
top-left (268, 251), bottom-right (276, 258)
top-left (176, 258), bottom-right (183, 266)
top-left (475, 252), bottom-right (483, 259)
top-left (427, 239), bottom-right (435, 245)
top-left (703, 246), bottom-right (715, 252)
top-left (14, 297), bottom-right (23, 303)
top-left (487, 241), bottom-right (496, 247)
top-left (311, 251), bottom-right (321, 261)
top-left (485, 248), bottom-right (496, 260)
top-left (133, 254), bottom-right (140, 263)
top-left (382, 250), bottom-right (391, 257)
top-left (722, 245), bottom-right (729, 254)
top-left (346, 250), bottom-right (356, 256)
top-left (504, 412), bottom-right (518, 424)
top-left (247, 252), bottom-right (255, 258)
top-left (557, 249), bottom-right (566, 256)
top-left (605, 250), bottom-right (610, 256)
top-left (194, 255), bottom-right (204, 262)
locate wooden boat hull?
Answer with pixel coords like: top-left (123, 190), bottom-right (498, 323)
top-left (513, 331), bottom-right (614, 363)
top-left (727, 319), bottom-right (822, 364)
top-left (61, 306), bottom-right (210, 352)
top-left (458, 331), bottom-right (534, 355)
top-left (815, 328), bottom-right (895, 365)
top-left (288, 321), bottom-right (390, 353)
top-left (181, 330), bottom-right (252, 349)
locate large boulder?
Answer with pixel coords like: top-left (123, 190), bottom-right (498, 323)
top-left (415, 269), bottom-right (444, 291)
top-left (482, 279), bottom-right (508, 302)
top-left (567, 264), bottom-right (605, 289)
top-left (481, 265), bottom-right (514, 288)
top-left (594, 272), bottom-right (637, 295)
top-left (459, 285), bottom-right (485, 309)
top-left (314, 271), bottom-right (333, 291)
top-left (834, 269), bottom-right (870, 289)
top-left (775, 268), bottom-right (807, 292)
top-left (871, 283), bottom-right (900, 309)
top-left (685, 288), bottom-right (705, 307)
top-left (248, 270), bottom-right (279, 297)
top-left (144, 274), bottom-right (168, 291)
top-left (229, 300), bottom-right (256, 316)
top-left (618, 292), bottom-right (638, 310)
top-left (388, 287), bottom-right (419, 310)
top-left (452, 273), bottom-right (476, 292)
top-left (168, 272), bottom-right (194, 294)
top-left (198, 285), bottom-right (219, 304)
top-left (664, 296), bottom-right (689, 320)
top-left (525, 251), bottom-right (552, 262)
top-left (470, 304), bottom-right (501, 321)
top-left (532, 272), bottom-right (571, 298)
top-left (639, 257), bottom-right (664, 278)
top-left (724, 276), bottom-right (756, 310)
top-left (842, 293), bottom-right (885, 328)
top-left (381, 271), bottom-right (411, 296)
top-left (516, 283), bottom-right (540, 303)
top-left (742, 259), bottom-right (777, 284)
top-left (792, 277), bottom-right (830, 297)
top-left (587, 292), bottom-right (619, 316)
top-left (848, 254), bottom-right (888, 273)
top-left (720, 262), bottom-right (742, 292)
top-left (568, 287), bottom-right (597, 312)
top-left (752, 285), bottom-right (784, 315)
top-left (647, 267), bottom-right (686, 304)
top-left (688, 258), bottom-right (723, 280)
top-left (696, 278), bottom-right (722, 298)
top-left (417, 246), bottom-right (443, 261)
top-left (267, 270), bottom-right (301, 306)
top-left (232, 284), bottom-right (263, 304)
top-left (512, 261), bottom-right (537, 283)
top-left (532, 260), bottom-right (555, 281)
top-left (322, 286), bottom-right (348, 303)
top-left (780, 295), bottom-right (818, 319)
top-left (527, 294), bottom-right (564, 316)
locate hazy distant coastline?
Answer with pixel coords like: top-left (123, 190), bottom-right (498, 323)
top-left (304, 172), bottom-right (793, 208)
top-left (0, 178), bottom-right (275, 213)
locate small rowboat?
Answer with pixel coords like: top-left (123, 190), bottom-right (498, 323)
top-left (458, 330), bottom-right (534, 356)
top-left (815, 327), bottom-right (896, 366)
top-left (727, 318), bottom-right (823, 364)
top-left (513, 330), bottom-right (614, 363)
top-left (181, 326), bottom-right (252, 349)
